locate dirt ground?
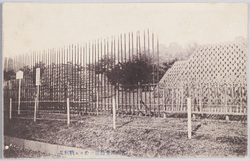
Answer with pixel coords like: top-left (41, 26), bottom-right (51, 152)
top-left (3, 144), bottom-right (58, 158)
top-left (3, 113), bottom-right (248, 158)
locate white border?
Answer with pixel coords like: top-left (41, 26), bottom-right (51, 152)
top-left (0, 1), bottom-right (249, 161)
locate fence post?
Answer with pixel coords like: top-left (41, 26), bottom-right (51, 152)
top-left (9, 98), bottom-right (12, 119)
top-left (67, 97), bottom-right (70, 125)
top-left (18, 79), bottom-right (21, 114)
top-left (113, 95), bottom-right (116, 129)
top-left (36, 85), bottom-right (39, 110)
top-left (208, 83), bottom-right (211, 112)
top-left (163, 88), bottom-right (165, 111)
top-left (240, 83), bottom-right (242, 114)
top-left (116, 90), bottom-right (119, 115)
top-left (34, 68), bottom-right (40, 122)
top-left (34, 98), bottom-right (37, 122)
top-left (225, 85), bottom-right (227, 113)
top-left (36, 68), bottom-right (40, 111)
top-left (9, 81), bottom-right (12, 119)
top-left (181, 87), bottom-right (183, 111)
top-left (138, 82), bottom-right (141, 110)
top-left (171, 88), bottom-right (174, 111)
top-left (187, 97), bottom-right (192, 139)
top-left (97, 91), bottom-right (99, 115)
top-left (16, 70), bottom-right (23, 115)
top-left (199, 84), bottom-right (202, 112)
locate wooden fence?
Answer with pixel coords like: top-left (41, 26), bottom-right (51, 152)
top-left (3, 31), bottom-right (247, 118)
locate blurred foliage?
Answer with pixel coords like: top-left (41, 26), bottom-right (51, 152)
top-left (92, 53), bottom-right (177, 90)
top-left (4, 70), bottom-right (16, 81)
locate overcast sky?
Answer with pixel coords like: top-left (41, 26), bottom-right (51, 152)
top-left (3, 3), bottom-right (248, 57)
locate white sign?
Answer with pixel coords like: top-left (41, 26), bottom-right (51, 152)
top-left (36, 68), bottom-right (40, 86)
top-left (16, 71), bottom-right (23, 79)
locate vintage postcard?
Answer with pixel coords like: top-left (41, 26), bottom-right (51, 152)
top-left (2, 2), bottom-right (248, 159)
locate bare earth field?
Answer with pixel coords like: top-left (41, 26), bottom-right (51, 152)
top-left (4, 114), bottom-right (248, 158)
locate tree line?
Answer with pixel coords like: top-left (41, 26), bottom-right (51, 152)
top-left (4, 53), bottom-right (177, 90)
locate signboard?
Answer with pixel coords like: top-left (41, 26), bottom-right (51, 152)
top-left (16, 71), bottom-right (23, 79)
top-left (36, 68), bottom-right (40, 86)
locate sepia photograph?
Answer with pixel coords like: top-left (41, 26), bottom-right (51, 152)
top-left (2, 2), bottom-right (248, 158)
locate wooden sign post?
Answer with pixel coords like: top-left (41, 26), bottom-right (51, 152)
top-left (9, 81), bottom-right (12, 119)
top-left (34, 98), bottom-right (37, 122)
top-left (113, 96), bottom-right (116, 129)
top-left (65, 85), bottom-right (70, 125)
top-left (34, 68), bottom-right (40, 122)
top-left (96, 90), bottom-right (99, 115)
top-left (16, 70), bottom-right (23, 114)
top-left (67, 97), bottom-right (70, 125)
top-left (138, 82), bottom-right (141, 110)
top-left (187, 97), bottom-right (192, 139)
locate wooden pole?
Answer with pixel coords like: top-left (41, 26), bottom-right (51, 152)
top-left (181, 87), bottom-right (183, 111)
top-left (116, 90), bottom-right (119, 111)
top-left (9, 98), bottom-right (12, 119)
top-left (199, 84), bottom-right (202, 112)
top-left (9, 80), bottom-right (12, 119)
top-left (216, 83), bottom-right (218, 112)
top-left (240, 83), bottom-right (242, 113)
top-left (171, 88), bottom-right (174, 111)
top-left (163, 88), bottom-right (165, 111)
top-left (225, 85), bottom-right (227, 113)
top-left (37, 85), bottom-right (39, 110)
top-left (113, 96), bottom-right (116, 129)
top-left (67, 97), bottom-right (70, 125)
top-left (230, 83), bottom-right (234, 113)
top-left (34, 98), bottom-right (37, 122)
top-left (138, 82), bottom-right (141, 110)
top-left (175, 88), bottom-right (178, 111)
top-left (18, 79), bottom-right (21, 114)
top-left (97, 91), bottom-right (99, 115)
top-left (208, 83), bottom-right (211, 112)
top-left (35, 67), bottom-right (40, 112)
top-left (178, 89), bottom-right (181, 111)
top-left (187, 97), bottom-right (192, 139)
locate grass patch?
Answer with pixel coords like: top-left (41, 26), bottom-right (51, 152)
top-left (4, 114), bottom-right (248, 158)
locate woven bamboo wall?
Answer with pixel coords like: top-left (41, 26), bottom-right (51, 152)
top-left (178, 41), bottom-right (247, 85)
top-left (154, 40), bottom-right (247, 112)
top-left (158, 41), bottom-right (247, 88)
top-left (153, 60), bottom-right (187, 98)
top-left (159, 60), bottom-right (187, 88)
